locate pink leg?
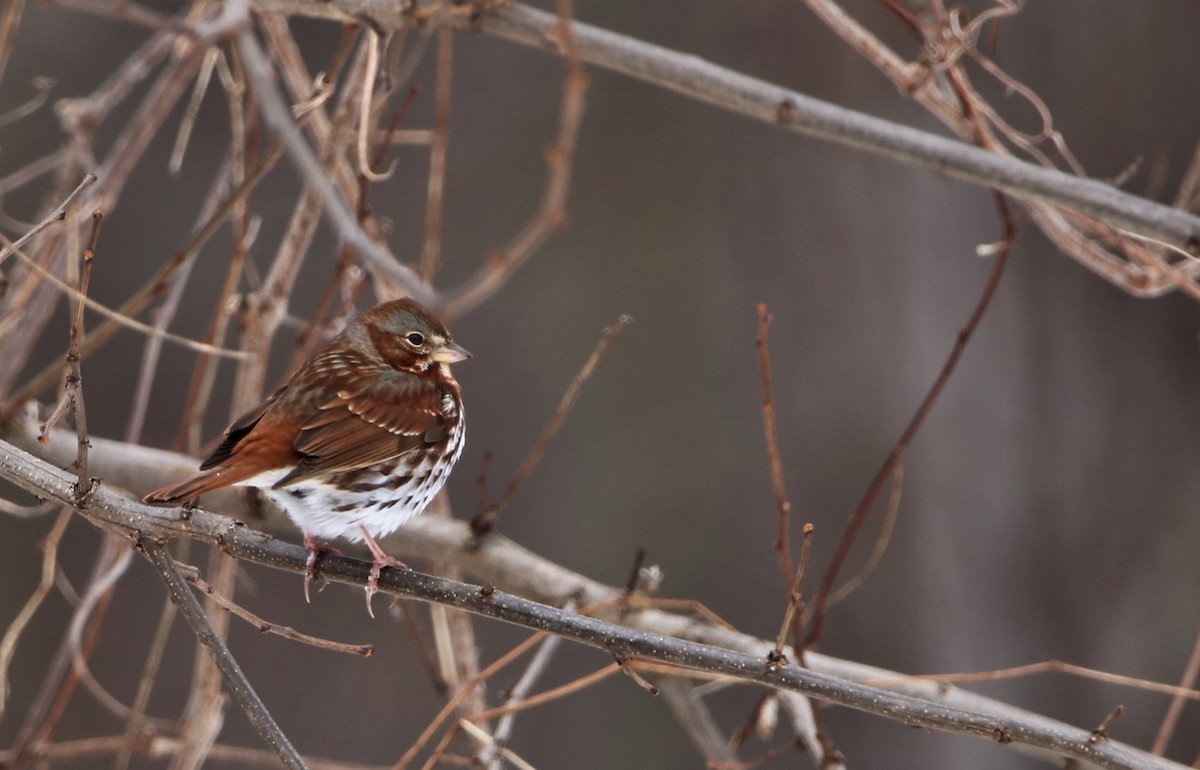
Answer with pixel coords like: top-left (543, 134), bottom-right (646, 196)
top-left (359, 525), bottom-right (408, 617)
top-left (301, 532), bottom-right (341, 603)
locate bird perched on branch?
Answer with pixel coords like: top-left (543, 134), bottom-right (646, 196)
top-left (144, 298), bottom-right (469, 613)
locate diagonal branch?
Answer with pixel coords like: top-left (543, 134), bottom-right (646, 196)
top-left (474, 3), bottom-right (1200, 255)
top-left (0, 437), bottom-right (1189, 770)
top-left (139, 539), bottom-right (308, 770)
top-left (250, 1), bottom-right (1200, 261)
top-left (234, 22), bottom-right (434, 306)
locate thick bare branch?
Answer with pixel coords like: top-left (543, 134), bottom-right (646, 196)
top-left (0, 437), bottom-right (1188, 770)
top-left (250, 1), bottom-right (1200, 264)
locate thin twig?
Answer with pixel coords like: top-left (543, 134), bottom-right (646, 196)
top-left (1, 231), bottom-right (248, 360)
top-left (755, 304), bottom-right (793, 585)
top-left (475, 618), bottom-right (564, 762)
top-left (139, 539), bottom-right (308, 770)
top-left (0, 76), bottom-right (52, 129)
top-left (440, 0), bottom-right (588, 318)
top-left (37, 210), bottom-right (101, 505)
top-left (49, 0), bottom-right (192, 33)
top-left (805, 194), bottom-right (1017, 649)
top-left (826, 461), bottom-right (903, 606)
top-left (0, 173), bottom-right (95, 268)
top-left (0, 508), bottom-right (71, 724)
top-left (771, 523), bottom-right (814, 661)
top-left (419, 27), bottom-right (453, 281)
top-left (0, 148), bottom-right (70, 196)
top-left (234, 25), bottom-right (434, 305)
top-left (170, 48), bottom-right (219, 174)
top-left (614, 654), bottom-right (659, 695)
top-left (1151, 623), bottom-right (1200, 754)
top-left (456, 721), bottom-right (537, 770)
top-left (125, 157), bottom-right (234, 445)
top-left (355, 31), bottom-right (393, 182)
top-left (0, 734), bottom-right (390, 769)
top-left (0, 0), bottom-right (27, 87)
top-left (65, 539), bottom-right (139, 722)
top-left (478, 612), bottom-right (570, 768)
top-left (468, 664), bottom-right (623, 724)
top-left (473, 314), bottom-right (631, 533)
top-left (396, 633), bottom-right (548, 769)
top-left (115, 572), bottom-right (181, 770)
top-left (182, 570), bottom-right (374, 656)
top-left (658, 677), bottom-right (741, 766)
top-left (869, 661), bottom-right (1200, 702)
top-left (1090, 705), bottom-right (1125, 743)
top-left (730, 692), bottom-right (778, 750)
top-left (709, 738), bottom-right (807, 770)
top-left (71, 212), bottom-right (101, 497)
top-left (8, 535), bottom-right (125, 764)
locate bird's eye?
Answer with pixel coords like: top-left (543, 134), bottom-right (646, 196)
top-left (405, 332), bottom-right (426, 347)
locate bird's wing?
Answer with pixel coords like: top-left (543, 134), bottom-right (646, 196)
top-left (199, 385), bottom-right (285, 470)
top-left (273, 372), bottom-right (449, 488)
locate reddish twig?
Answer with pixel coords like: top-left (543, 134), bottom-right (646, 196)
top-left (1152, 622), bottom-right (1200, 754)
top-left (395, 632), bottom-right (548, 769)
top-left (181, 569), bottom-right (373, 656)
top-left (0, 508), bottom-right (72, 725)
top-left (419, 27), bottom-right (453, 282)
top-left (440, 0), bottom-right (588, 318)
top-left (826, 460), bottom-right (904, 607)
top-left (867, 659), bottom-right (1200, 701)
top-left (1090, 705), bottom-right (1125, 744)
top-left (614, 653), bottom-right (659, 696)
top-left (472, 314), bottom-right (632, 533)
top-left (804, 194), bottom-right (1017, 648)
top-left (755, 304), bottom-right (794, 585)
top-left (9, 540), bottom-right (125, 765)
top-left (727, 692), bottom-right (779, 752)
top-left (771, 523), bottom-right (814, 662)
top-left (38, 210), bottom-right (102, 505)
top-left (0, 173), bottom-right (94, 270)
top-left (467, 663), bottom-right (624, 724)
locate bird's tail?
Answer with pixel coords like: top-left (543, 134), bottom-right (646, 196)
top-left (143, 468), bottom-right (248, 504)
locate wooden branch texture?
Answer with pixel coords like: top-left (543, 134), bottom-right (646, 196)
top-left (249, 0), bottom-right (1200, 259)
top-left (0, 436), bottom-right (1187, 770)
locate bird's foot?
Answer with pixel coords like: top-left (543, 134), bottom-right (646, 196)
top-left (360, 526), bottom-right (409, 618)
top-left (302, 532), bottom-right (341, 603)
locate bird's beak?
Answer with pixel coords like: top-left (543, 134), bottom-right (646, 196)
top-left (432, 340), bottom-right (471, 364)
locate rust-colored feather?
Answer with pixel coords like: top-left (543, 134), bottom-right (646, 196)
top-left (143, 465), bottom-right (262, 503)
top-left (142, 298), bottom-right (467, 549)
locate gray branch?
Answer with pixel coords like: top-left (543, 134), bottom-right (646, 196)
top-left (140, 540), bottom-right (309, 770)
top-left (0, 437), bottom-right (1187, 770)
top-left (481, 4), bottom-right (1200, 251)
top-left (250, 0), bottom-right (1200, 256)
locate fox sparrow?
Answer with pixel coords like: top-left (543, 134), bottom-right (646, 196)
top-left (144, 298), bottom-right (468, 611)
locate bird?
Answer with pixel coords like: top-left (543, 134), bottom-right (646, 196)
top-left (144, 298), bottom-right (468, 613)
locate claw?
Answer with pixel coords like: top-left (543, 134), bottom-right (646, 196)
top-left (360, 525), bottom-right (409, 618)
top-left (302, 532), bottom-right (341, 602)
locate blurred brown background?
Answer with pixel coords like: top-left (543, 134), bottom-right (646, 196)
top-left (2, 1), bottom-right (1199, 767)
